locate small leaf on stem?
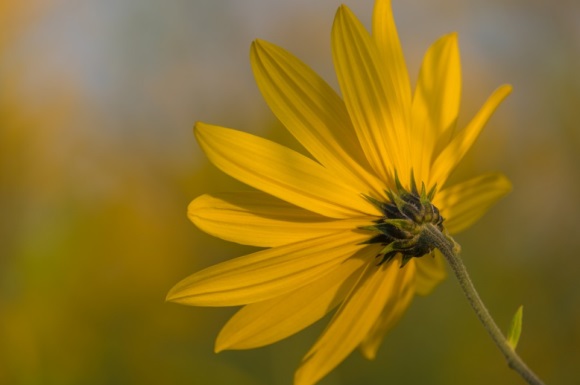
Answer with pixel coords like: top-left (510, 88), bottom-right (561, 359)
top-left (507, 305), bottom-right (524, 349)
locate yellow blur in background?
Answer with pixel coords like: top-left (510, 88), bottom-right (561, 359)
top-left (1, 1), bottom-right (578, 384)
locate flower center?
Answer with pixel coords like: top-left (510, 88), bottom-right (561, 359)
top-left (362, 175), bottom-right (445, 267)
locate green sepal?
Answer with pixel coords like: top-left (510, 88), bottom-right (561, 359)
top-left (362, 194), bottom-right (386, 211)
top-left (382, 218), bottom-right (417, 232)
top-left (427, 183), bottom-right (437, 200)
top-left (409, 169), bottom-right (419, 195)
top-left (507, 305), bottom-right (524, 350)
top-left (359, 224), bottom-right (379, 232)
top-left (386, 189), bottom-right (407, 213)
top-left (394, 170), bottom-right (405, 192)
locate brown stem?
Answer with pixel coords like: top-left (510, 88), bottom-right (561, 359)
top-left (423, 224), bottom-right (546, 385)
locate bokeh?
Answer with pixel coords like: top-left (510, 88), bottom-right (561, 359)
top-left (1, 0), bottom-right (578, 384)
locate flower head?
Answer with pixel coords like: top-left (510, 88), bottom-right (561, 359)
top-left (168, 1), bottom-right (512, 384)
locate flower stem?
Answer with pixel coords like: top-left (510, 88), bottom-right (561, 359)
top-left (423, 224), bottom-right (546, 385)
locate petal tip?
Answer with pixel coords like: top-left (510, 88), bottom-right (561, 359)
top-left (165, 279), bottom-right (197, 305)
top-left (214, 340), bottom-right (227, 354)
top-left (499, 83), bottom-right (514, 96)
top-left (359, 347), bottom-right (378, 361)
top-left (187, 195), bottom-right (204, 219)
top-left (250, 39), bottom-right (262, 52)
top-left (165, 286), bottom-right (179, 303)
top-left (498, 173), bottom-right (513, 193)
top-left (335, 3), bottom-right (353, 21)
top-left (193, 121), bottom-right (210, 136)
top-left (215, 329), bottom-right (250, 353)
top-left (447, 31), bottom-right (459, 46)
top-left (252, 38), bottom-right (266, 47)
top-left (434, 31), bottom-right (459, 49)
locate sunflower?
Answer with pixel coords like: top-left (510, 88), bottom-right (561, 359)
top-left (167, 1), bottom-right (512, 384)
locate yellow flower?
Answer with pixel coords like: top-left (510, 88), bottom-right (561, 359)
top-left (168, 1), bottom-right (512, 384)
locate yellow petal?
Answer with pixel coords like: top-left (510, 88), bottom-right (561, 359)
top-left (195, 122), bottom-right (379, 219)
top-left (332, 5), bottom-right (410, 183)
top-left (413, 251), bottom-right (447, 296)
top-left (215, 255), bottom-right (369, 351)
top-left (189, 192), bottom-right (372, 248)
top-left (411, 33), bottom-right (461, 185)
top-left (294, 256), bottom-right (401, 385)
top-left (359, 258), bottom-right (415, 359)
top-left (430, 85), bottom-right (512, 187)
top-left (435, 172), bottom-right (512, 234)
top-left (372, 0), bottom-right (411, 127)
top-left (250, 39), bottom-right (385, 199)
top-left (166, 230), bottom-right (369, 307)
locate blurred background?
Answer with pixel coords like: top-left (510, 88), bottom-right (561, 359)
top-left (1, 0), bottom-right (578, 384)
